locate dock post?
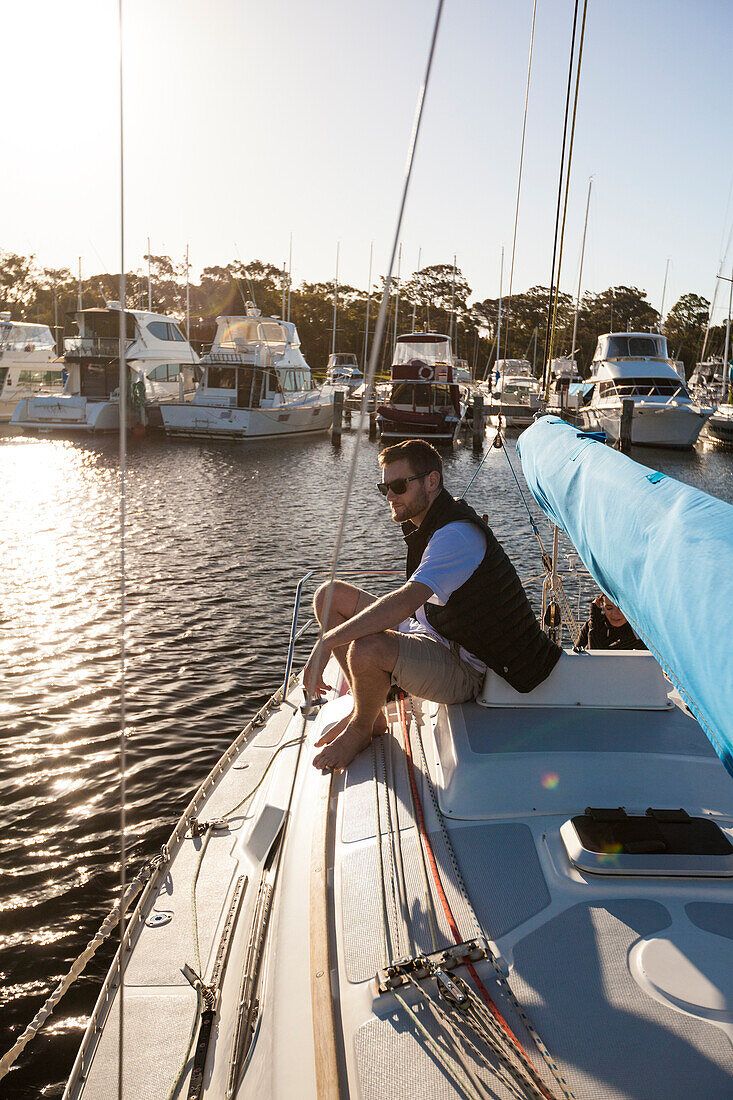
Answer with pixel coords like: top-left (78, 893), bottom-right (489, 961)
top-left (343, 404), bottom-right (352, 427)
top-left (472, 392), bottom-right (484, 452)
top-left (369, 412), bottom-right (377, 441)
top-left (617, 399), bottom-right (634, 453)
top-left (331, 389), bottom-right (344, 445)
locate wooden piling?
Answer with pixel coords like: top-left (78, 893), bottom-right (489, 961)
top-left (617, 398), bottom-right (634, 453)
top-left (472, 392), bottom-right (484, 451)
top-left (331, 389), bottom-right (343, 444)
top-left (369, 412), bottom-right (377, 441)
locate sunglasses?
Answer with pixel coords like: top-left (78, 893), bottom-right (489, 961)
top-left (377, 471), bottom-right (430, 497)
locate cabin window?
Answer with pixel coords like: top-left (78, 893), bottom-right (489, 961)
top-left (207, 366), bottom-right (236, 389)
top-left (606, 335), bottom-right (662, 359)
top-left (17, 369), bottom-right (62, 384)
top-left (148, 363), bottom-right (183, 382)
top-left (147, 321), bottom-right (186, 342)
top-left (259, 321), bottom-right (287, 346)
top-left (611, 377), bottom-right (687, 398)
top-left (391, 383), bottom-right (414, 404)
top-left (218, 320), bottom-right (260, 348)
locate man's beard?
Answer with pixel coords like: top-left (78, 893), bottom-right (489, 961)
top-left (389, 484), bottom-right (431, 523)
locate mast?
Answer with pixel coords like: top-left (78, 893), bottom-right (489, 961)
top-left (331, 241), bottom-right (340, 356)
top-left (571, 175), bottom-right (592, 367)
top-left (720, 267), bottom-right (733, 403)
top-left (659, 255), bottom-right (671, 331)
top-left (147, 236), bottom-right (152, 311)
top-left (78, 257), bottom-right (83, 310)
top-left (496, 246), bottom-right (504, 367)
top-left (393, 242), bottom-right (402, 346)
top-left (185, 244), bottom-right (190, 338)
top-left (449, 255), bottom-right (456, 345)
top-left (363, 241), bottom-right (373, 369)
top-left (411, 246), bottom-right (421, 330)
top-left (287, 232), bottom-right (293, 323)
top-left (281, 260), bottom-right (287, 319)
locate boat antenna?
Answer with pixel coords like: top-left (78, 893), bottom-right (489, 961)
top-left (116, 2), bottom-right (128, 1096)
top-left (541, 0), bottom-right (589, 396)
top-left (502, 0), bottom-right (538, 363)
top-left (304, 0), bottom-right (446, 715)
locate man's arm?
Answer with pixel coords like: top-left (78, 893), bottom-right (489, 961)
top-left (303, 580), bottom-right (433, 696)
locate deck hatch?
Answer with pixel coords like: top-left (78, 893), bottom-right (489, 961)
top-left (561, 807), bottom-right (733, 876)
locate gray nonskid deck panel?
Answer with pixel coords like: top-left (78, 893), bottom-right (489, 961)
top-left (354, 1002), bottom-right (540, 1100)
top-left (340, 741), bottom-right (551, 983)
top-left (509, 900), bottom-right (733, 1099)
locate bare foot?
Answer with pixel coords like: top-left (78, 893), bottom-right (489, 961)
top-left (313, 719), bottom-right (375, 771)
top-left (315, 708), bottom-right (387, 748)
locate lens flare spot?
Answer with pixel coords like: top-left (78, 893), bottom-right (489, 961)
top-left (541, 772), bottom-right (559, 790)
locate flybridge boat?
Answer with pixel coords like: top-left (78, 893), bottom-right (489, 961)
top-left (377, 332), bottom-right (466, 444)
top-left (576, 332), bottom-right (709, 449)
top-left (483, 370), bottom-right (542, 430)
top-left (325, 352), bottom-right (364, 392)
top-left (11, 304), bottom-right (199, 433)
top-left (0, 315), bottom-right (62, 421)
top-left (61, 417), bottom-right (733, 1100)
top-left (160, 306), bottom-right (333, 441)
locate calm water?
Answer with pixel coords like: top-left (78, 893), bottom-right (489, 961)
top-left (0, 423), bottom-right (731, 1097)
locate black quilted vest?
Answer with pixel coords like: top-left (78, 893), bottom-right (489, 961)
top-left (403, 489), bottom-right (561, 693)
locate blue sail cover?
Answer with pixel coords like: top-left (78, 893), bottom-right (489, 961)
top-left (517, 415), bottom-right (733, 775)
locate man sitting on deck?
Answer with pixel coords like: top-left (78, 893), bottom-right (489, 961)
top-left (303, 439), bottom-right (562, 771)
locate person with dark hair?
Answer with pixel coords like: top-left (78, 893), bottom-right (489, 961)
top-left (576, 594), bottom-right (647, 650)
top-left (304, 438), bottom-right (561, 771)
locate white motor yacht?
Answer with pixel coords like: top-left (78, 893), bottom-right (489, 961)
top-left (482, 367), bottom-right (541, 430)
top-left (325, 353), bottom-right (364, 392)
top-left (11, 304), bottom-right (199, 433)
top-left (58, 417), bottom-right (733, 1100)
top-left (160, 306), bottom-right (333, 441)
top-left (0, 315), bottom-right (62, 421)
top-left (576, 332), bottom-right (709, 448)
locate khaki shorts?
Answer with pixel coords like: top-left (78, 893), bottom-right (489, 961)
top-left (391, 631), bottom-right (485, 704)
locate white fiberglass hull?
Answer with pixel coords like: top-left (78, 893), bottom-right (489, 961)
top-left (11, 395), bottom-right (123, 433)
top-left (160, 399), bottom-right (333, 441)
top-left (579, 401), bottom-right (709, 449)
top-left (704, 404), bottom-right (733, 446)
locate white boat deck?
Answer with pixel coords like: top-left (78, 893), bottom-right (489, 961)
top-left (66, 652), bottom-right (733, 1100)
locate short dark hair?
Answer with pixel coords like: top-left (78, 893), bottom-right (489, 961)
top-left (378, 439), bottom-right (443, 485)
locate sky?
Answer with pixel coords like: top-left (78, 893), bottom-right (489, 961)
top-left (3, 0), bottom-right (733, 322)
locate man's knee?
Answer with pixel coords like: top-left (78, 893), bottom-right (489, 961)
top-left (313, 581), bottom-right (367, 624)
top-left (348, 632), bottom-right (397, 672)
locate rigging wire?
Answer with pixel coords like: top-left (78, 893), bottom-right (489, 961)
top-left (116, 1), bottom-right (128, 1096)
top-left (544, 0), bottom-right (589, 398)
top-left (303, 0), bottom-right (446, 717)
top-left (502, 0), bottom-right (538, 364)
top-left (540, 0), bottom-right (580, 392)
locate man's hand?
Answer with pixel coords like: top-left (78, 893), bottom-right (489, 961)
top-left (302, 639), bottom-right (331, 700)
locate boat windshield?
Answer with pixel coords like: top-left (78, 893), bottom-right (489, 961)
top-left (218, 319), bottom-right (288, 349)
top-left (606, 335), bottom-right (665, 359)
top-left (4, 324), bottom-right (56, 349)
top-left (393, 339), bottom-right (452, 368)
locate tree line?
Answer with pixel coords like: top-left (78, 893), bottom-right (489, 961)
top-left (0, 248), bottom-right (725, 379)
